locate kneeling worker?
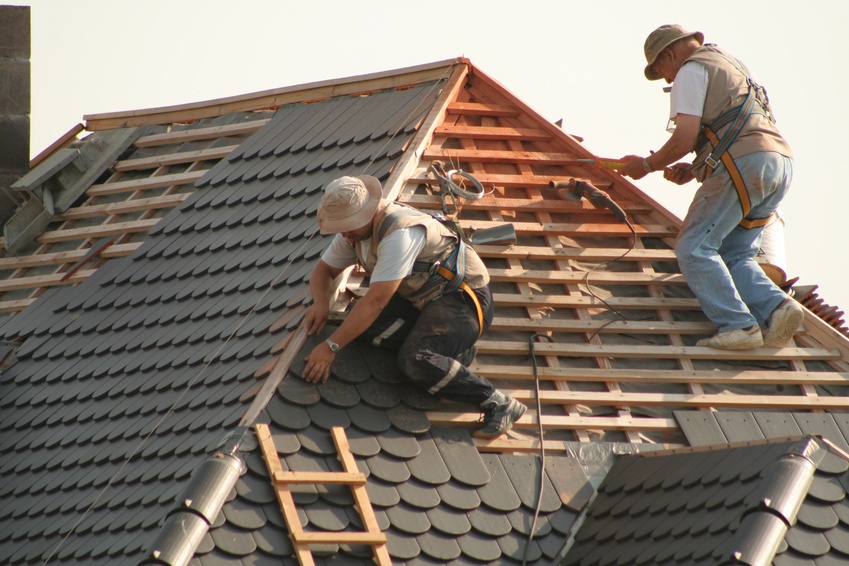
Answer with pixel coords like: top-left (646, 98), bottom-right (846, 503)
top-left (302, 175), bottom-right (526, 437)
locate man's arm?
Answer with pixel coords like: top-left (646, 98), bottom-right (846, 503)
top-left (619, 113), bottom-right (702, 181)
top-left (304, 259), bottom-right (346, 336)
top-left (302, 278), bottom-right (403, 384)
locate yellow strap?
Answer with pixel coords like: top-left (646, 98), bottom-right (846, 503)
top-left (702, 126), bottom-right (773, 230)
top-left (434, 265), bottom-right (484, 337)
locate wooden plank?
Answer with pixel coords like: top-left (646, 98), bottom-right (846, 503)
top-left (0, 269), bottom-right (97, 292)
top-left (474, 244), bottom-right (676, 262)
top-left (87, 170), bottom-right (207, 197)
top-left (473, 339), bottom-right (840, 361)
top-left (0, 243), bottom-right (140, 270)
top-left (457, 219), bottom-right (674, 238)
top-left (133, 119), bottom-right (270, 147)
top-left (490, 317), bottom-right (714, 334)
top-left (474, 365), bottom-right (849, 385)
top-left (506, 389), bottom-right (849, 410)
top-left (401, 194), bottom-right (653, 215)
top-left (0, 298), bottom-right (35, 313)
top-left (37, 219), bottom-right (161, 244)
top-left (447, 101), bottom-right (520, 117)
top-left (113, 145), bottom-right (238, 172)
top-left (85, 59), bottom-right (464, 130)
top-left (274, 471), bottom-right (367, 485)
top-left (433, 124), bottom-right (552, 141)
top-left (291, 532), bottom-right (387, 544)
top-left (493, 293), bottom-right (702, 310)
top-left (473, 437), bottom-right (683, 453)
top-left (423, 147), bottom-right (613, 166)
top-left (487, 267), bottom-right (686, 285)
top-left (58, 195), bottom-right (188, 220)
top-left (240, 326), bottom-right (309, 426)
top-left (331, 427), bottom-right (391, 565)
top-left (255, 423), bottom-right (315, 566)
top-left (428, 411), bottom-right (677, 431)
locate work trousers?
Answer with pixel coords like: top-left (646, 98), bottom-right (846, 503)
top-left (359, 285), bottom-right (496, 406)
top-left (677, 151), bottom-right (794, 333)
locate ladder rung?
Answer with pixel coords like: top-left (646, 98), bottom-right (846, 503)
top-left (273, 471), bottom-right (367, 485)
top-left (292, 532), bottom-right (388, 544)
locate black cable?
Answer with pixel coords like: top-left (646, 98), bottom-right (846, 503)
top-left (522, 333), bottom-right (553, 566)
top-left (582, 218), bottom-right (638, 341)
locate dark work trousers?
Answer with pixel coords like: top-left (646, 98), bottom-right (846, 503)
top-left (358, 284), bottom-right (496, 406)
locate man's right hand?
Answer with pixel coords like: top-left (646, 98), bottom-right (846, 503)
top-left (664, 162), bottom-right (695, 185)
top-left (304, 303), bottom-right (329, 336)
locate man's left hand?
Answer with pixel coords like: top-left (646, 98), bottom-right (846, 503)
top-left (618, 155), bottom-right (649, 180)
top-left (303, 342), bottom-right (335, 384)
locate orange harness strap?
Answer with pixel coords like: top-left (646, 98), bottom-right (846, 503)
top-left (702, 125), bottom-right (773, 230)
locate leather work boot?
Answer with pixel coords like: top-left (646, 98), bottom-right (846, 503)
top-left (696, 325), bottom-right (763, 350)
top-left (763, 298), bottom-right (805, 348)
top-left (477, 396), bottom-right (527, 437)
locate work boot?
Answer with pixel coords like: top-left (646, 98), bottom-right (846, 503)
top-left (764, 298), bottom-right (805, 348)
top-left (696, 325), bottom-right (763, 350)
top-left (455, 346), bottom-right (477, 367)
top-left (477, 396), bottom-right (526, 438)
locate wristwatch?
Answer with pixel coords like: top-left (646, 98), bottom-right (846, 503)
top-left (642, 158), bottom-right (654, 173)
top-left (325, 338), bottom-right (340, 353)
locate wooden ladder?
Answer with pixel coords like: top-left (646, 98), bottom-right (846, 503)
top-left (255, 423), bottom-right (391, 566)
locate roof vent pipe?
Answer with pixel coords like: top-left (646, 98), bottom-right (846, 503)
top-left (139, 427), bottom-right (251, 566)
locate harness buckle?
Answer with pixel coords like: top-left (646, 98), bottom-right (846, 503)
top-left (705, 156), bottom-right (720, 169)
top-left (428, 261), bottom-right (441, 275)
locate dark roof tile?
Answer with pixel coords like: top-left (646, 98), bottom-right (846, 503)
top-left (386, 404), bottom-right (431, 436)
top-left (430, 426), bottom-right (490, 487)
top-left (477, 453), bottom-right (523, 513)
top-left (385, 502), bottom-right (431, 535)
top-left (426, 505), bottom-right (471, 536)
top-left (406, 435), bottom-right (451, 485)
top-left (396, 479), bottom-right (441, 510)
top-left (436, 481), bottom-right (481, 512)
top-left (376, 427), bottom-right (421, 459)
top-left (364, 452), bottom-right (410, 484)
top-left (347, 403), bottom-right (391, 434)
top-left (384, 530), bottom-right (420, 560)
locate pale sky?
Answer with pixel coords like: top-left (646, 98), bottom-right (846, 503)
top-left (13, 0), bottom-right (849, 314)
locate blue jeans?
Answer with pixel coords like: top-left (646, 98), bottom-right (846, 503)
top-left (676, 152), bottom-right (794, 333)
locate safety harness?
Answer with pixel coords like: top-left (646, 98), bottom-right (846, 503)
top-left (377, 208), bottom-right (484, 337)
top-left (697, 54), bottom-right (776, 230)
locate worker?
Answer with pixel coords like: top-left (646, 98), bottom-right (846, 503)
top-left (618, 24), bottom-right (804, 350)
top-left (301, 175), bottom-right (526, 437)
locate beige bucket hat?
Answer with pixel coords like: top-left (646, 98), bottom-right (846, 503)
top-left (317, 175), bottom-right (383, 234)
top-left (643, 24), bottom-right (704, 81)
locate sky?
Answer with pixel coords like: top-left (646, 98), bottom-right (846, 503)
top-left (12, 0), bottom-right (849, 316)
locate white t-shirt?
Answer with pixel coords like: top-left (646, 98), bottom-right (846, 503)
top-left (321, 225), bottom-right (427, 283)
top-left (667, 62), bottom-right (708, 131)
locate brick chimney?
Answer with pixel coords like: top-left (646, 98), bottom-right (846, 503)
top-left (0, 5), bottom-right (30, 224)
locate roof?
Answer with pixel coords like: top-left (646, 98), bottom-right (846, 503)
top-left (564, 432), bottom-right (849, 566)
top-left (2, 58), bottom-right (849, 565)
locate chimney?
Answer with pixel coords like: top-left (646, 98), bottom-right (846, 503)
top-left (0, 5), bottom-right (30, 224)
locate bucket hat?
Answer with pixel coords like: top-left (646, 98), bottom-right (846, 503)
top-left (644, 24), bottom-right (704, 80)
top-left (317, 175), bottom-right (383, 234)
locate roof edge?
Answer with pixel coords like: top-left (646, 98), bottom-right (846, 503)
top-left (83, 58), bottom-right (470, 131)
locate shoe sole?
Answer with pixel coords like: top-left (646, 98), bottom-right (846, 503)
top-left (764, 304), bottom-right (804, 348)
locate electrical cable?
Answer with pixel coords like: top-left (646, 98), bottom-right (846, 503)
top-left (522, 333), bottom-right (554, 566)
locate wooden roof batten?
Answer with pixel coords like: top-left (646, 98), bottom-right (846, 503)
top-left (83, 58), bottom-right (471, 131)
top-left (388, 61), bottom-right (849, 448)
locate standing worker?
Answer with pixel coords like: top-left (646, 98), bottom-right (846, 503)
top-left (618, 24), bottom-right (804, 350)
top-left (301, 175), bottom-right (526, 437)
